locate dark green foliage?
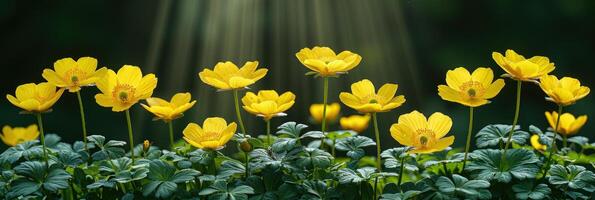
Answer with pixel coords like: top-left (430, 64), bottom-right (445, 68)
top-left (0, 122), bottom-right (594, 199)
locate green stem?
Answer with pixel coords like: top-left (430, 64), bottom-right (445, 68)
top-left (320, 77), bottom-right (329, 150)
top-left (373, 177), bottom-right (378, 200)
top-left (168, 121), bottom-right (174, 149)
top-left (461, 106), bottom-right (474, 172)
top-left (397, 155), bottom-right (406, 189)
top-left (76, 91), bottom-right (88, 152)
top-left (233, 89), bottom-right (247, 137)
top-left (36, 113), bottom-right (49, 167)
top-left (331, 138), bottom-right (336, 157)
top-left (266, 119), bottom-right (271, 146)
top-left (372, 113), bottom-right (382, 172)
top-left (542, 105), bottom-right (563, 175)
top-left (503, 80), bottom-right (522, 154)
top-left (125, 109), bottom-right (135, 163)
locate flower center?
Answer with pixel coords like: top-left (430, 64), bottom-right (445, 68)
top-left (369, 99), bottom-right (378, 104)
top-left (415, 128), bottom-right (436, 147)
top-left (197, 132), bottom-right (221, 142)
top-left (459, 81), bottom-right (485, 98)
top-left (66, 68), bottom-right (86, 85)
top-left (112, 84), bottom-right (136, 103)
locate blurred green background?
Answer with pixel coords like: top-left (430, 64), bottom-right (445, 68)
top-left (1, 0), bottom-right (594, 151)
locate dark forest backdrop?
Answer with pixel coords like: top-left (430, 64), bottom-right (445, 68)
top-left (1, 0), bottom-right (594, 150)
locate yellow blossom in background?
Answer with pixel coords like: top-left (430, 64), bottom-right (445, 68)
top-left (242, 90), bottom-right (296, 121)
top-left (183, 117), bottom-right (237, 150)
top-left (42, 57), bottom-right (107, 92)
top-left (539, 75), bottom-right (590, 106)
top-left (295, 46), bottom-right (362, 77)
top-left (141, 92), bottom-right (196, 122)
top-left (1, 125), bottom-right (39, 146)
top-left (530, 135), bottom-right (547, 151)
top-left (492, 49), bottom-right (555, 81)
top-left (340, 114), bottom-right (371, 133)
top-left (544, 111), bottom-right (587, 136)
top-left (390, 111), bottom-right (455, 154)
top-left (339, 79), bottom-right (405, 113)
top-left (6, 82), bottom-right (64, 112)
top-left (309, 103), bottom-right (341, 124)
top-left (94, 65), bottom-right (158, 112)
top-left (438, 67), bottom-right (505, 107)
top-left (198, 61), bottom-right (268, 91)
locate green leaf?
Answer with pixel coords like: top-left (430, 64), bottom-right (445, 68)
top-left (301, 131), bottom-right (325, 139)
top-left (432, 175), bottom-right (491, 199)
top-left (336, 136), bottom-right (376, 161)
top-left (143, 160), bottom-right (199, 198)
top-left (567, 136), bottom-right (589, 146)
top-left (548, 164), bottom-right (595, 193)
top-left (88, 135), bottom-right (126, 160)
top-left (218, 160), bottom-right (245, 178)
top-left (380, 147), bottom-right (419, 172)
top-left (467, 149), bottom-right (539, 183)
top-left (293, 148), bottom-right (332, 169)
top-left (336, 167), bottom-right (376, 184)
top-left (10, 161), bottom-right (71, 197)
top-left (512, 182), bottom-right (551, 200)
top-left (53, 150), bottom-right (83, 167)
top-left (199, 180), bottom-right (254, 200)
top-left (276, 122), bottom-right (308, 138)
top-left (0, 141), bottom-right (43, 163)
top-left (271, 138), bottom-right (298, 152)
top-left (6, 179), bottom-right (40, 199)
top-left (380, 191), bottom-right (420, 200)
top-left (475, 124), bottom-right (529, 148)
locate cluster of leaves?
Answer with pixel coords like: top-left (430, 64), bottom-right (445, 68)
top-left (0, 123), bottom-right (594, 199)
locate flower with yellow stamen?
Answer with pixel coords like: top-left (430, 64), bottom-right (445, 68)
top-left (198, 61), bottom-right (267, 91)
top-left (539, 75), bottom-right (590, 106)
top-left (183, 117), bottom-right (237, 150)
top-left (42, 57), bottom-right (107, 92)
top-left (390, 111), bottom-right (455, 154)
top-left (340, 114), bottom-right (371, 133)
top-left (94, 65), bottom-right (158, 112)
top-left (242, 90), bottom-right (296, 121)
top-left (530, 135), bottom-right (547, 151)
top-left (309, 103), bottom-right (340, 124)
top-left (6, 82), bottom-right (64, 113)
top-left (438, 67), bottom-right (505, 107)
top-left (141, 92), bottom-right (196, 122)
top-left (1, 125), bottom-right (39, 146)
top-left (339, 79), bottom-right (405, 113)
top-left (492, 49), bottom-right (555, 81)
top-left (544, 111), bottom-right (587, 136)
top-left (295, 46), bottom-right (362, 77)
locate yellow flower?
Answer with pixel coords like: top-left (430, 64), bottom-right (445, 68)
top-left (198, 61), bottom-right (268, 91)
top-left (438, 67), bottom-right (505, 107)
top-left (6, 82), bottom-right (64, 112)
top-left (492, 49), bottom-right (555, 81)
top-left (390, 111), bottom-right (455, 154)
top-left (242, 90), bottom-right (296, 121)
top-left (183, 117), bottom-right (237, 150)
top-left (1, 125), bottom-right (39, 146)
top-left (339, 79), bottom-right (405, 113)
top-left (94, 65), bottom-right (158, 112)
top-left (544, 111), bottom-right (587, 136)
top-left (530, 135), bottom-right (547, 151)
top-left (539, 75), bottom-right (590, 106)
top-left (143, 139), bottom-right (151, 152)
top-left (295, 46), bottom-right (362, 77)
top-left (141, 92), bottom-right (196, 122)
top-left (42, 57), bottom-right (107, 92)
top-left (340, 114), bottom-right (371, 133)
top-left (309, 103), bottom-right (341, 124)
